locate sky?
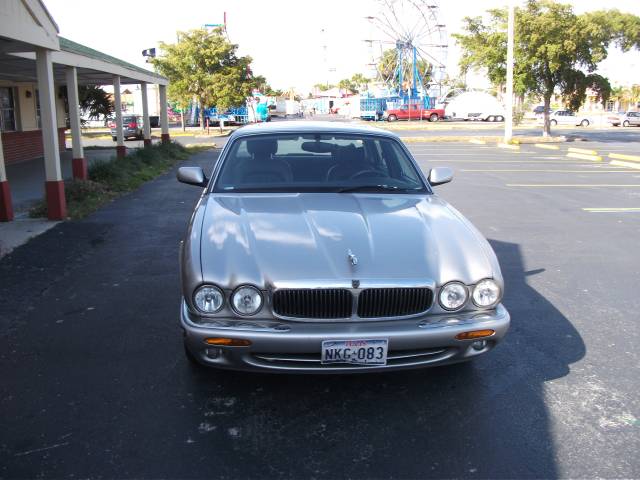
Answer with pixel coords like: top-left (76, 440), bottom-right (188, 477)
top-left (45, 0), bottom-right (640, 93)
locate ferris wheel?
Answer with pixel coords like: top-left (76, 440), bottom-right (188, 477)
top-left (366, 0), bottom-right (448, 99)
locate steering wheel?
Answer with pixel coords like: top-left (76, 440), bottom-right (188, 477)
top-left (349, 169), bottom-right (385, 180)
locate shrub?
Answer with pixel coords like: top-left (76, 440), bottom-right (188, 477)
top-left (30, 142), bottom-right (191, 219)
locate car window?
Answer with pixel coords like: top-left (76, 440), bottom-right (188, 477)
top-left (123, 115), bottom-right (135, 123)
top-left (213, 134), bottom-right (428, 194)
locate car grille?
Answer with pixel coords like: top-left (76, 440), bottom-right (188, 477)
top-left (272, 289), bottom-right (352, 319)
top-left (272, 287), bottom-right (433, 319)
top-left (357, 287), bottom-right (433, 318)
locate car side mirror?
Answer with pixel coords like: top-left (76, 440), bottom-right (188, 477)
top-left (428, 167), bottom-right (453, 186)
top-left (177, 166), bottom-right (207, 187)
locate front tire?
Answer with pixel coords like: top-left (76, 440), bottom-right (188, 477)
top-left (387, 114), bottom-right (397, 122)
top-left (580, 119), bottom-right (590, 127)
top-left (623, 120), bottom-right (630, 127)
top-left (184, 341), bottom-right (205, 369)
top-left (496, 115), bottom-right (505, 122)
top-left (550, 119), bottom-right (557, 126)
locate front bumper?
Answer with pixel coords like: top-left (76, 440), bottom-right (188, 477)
top-left (180, 300), bottom-right (510, 373)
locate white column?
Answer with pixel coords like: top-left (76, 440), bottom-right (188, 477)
top-left (504, 2), bottom-right (515, 143)
top-left (141, 82), bottom-right (151, 145)
top-left (159, 84), bottom-right (169, 142)
top-left (65, 67), bottom-right (84, 159)
top-left (36, 48), bottom-right (61, 182)
top-left (113, 75), bottom-right (124, 149)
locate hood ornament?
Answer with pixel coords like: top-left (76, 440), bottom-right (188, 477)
top-left (347, 249), bottom-right (358, 266)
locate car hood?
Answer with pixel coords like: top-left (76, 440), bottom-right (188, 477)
top-left (199, 193), bottom-right (499, 289)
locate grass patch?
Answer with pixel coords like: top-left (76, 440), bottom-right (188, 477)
top-left (30, 142), bottom-right (194, 220)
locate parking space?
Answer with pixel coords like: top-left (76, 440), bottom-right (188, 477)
top-left (1, 137), bottom-right (639, 479)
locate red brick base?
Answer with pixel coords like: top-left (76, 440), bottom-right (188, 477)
top-left (72, 157), bottom-right (88, 180)
top-left (1, 128), bottom-right (66, 165)
top-left (116, 146), bottom-right (127, 159)
top-left (161, 133), bottom-right (170, 144)
top-left (45, 180), bottom-right (66, 220)
top-left (0, 180), bottom-right (13, 222)
top-left (143, 138), bottom-right (152, 147)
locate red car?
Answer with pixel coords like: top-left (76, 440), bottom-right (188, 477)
top-left (383, 104), bottom-right (445, 122)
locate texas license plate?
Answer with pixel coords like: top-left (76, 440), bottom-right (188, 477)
top-left (321, 339), bottom-right (388, 366)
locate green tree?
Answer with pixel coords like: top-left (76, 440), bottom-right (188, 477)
top-left (60, 85), bottom-right (114, 126)
top-left (377, 48), bottom-right (432, 90)
top-left (454, 0), bottom-right (640, 135)
top-left (251, 75), bottom-right (283, 96)
top-left (350, 73), bottom-right (369, 93)
top-left (338, 78), bottom-right (356, 94)
top-left (313, 83), bottom-right (335, 92)
top-left (152, 28), bottom-right (254, 130)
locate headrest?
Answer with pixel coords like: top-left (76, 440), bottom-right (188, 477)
top-left (246, 138), bottom-right (278, 156)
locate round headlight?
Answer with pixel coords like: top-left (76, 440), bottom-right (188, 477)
top-left (193, 285), bottom-right (224, 314)
top-left (439, 282), bottom-right (468, 311)
top-left (231, 285), bottom-right (263, 316)
top-left (472, 279), bottom-right (500, 308)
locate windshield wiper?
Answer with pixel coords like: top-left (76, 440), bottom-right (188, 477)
top-left (337, 184), bottom-right (421, 193)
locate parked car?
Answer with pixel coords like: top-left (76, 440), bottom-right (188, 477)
top-left (608, 111), bottom-right (640, 127)
top-left (109, 115), bottom-right (144, 140)
top-left (208, 112), bottom-right (237, 126)
top-left (176, 121), bottom-right (510, 372)
top-left (541, 110), bottom-right (591, 127)
top-left (383, 103), bottom-right (445, 122)
top-left (532, 105), bottom-right (553, 117)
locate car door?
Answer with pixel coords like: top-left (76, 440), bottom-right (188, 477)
top-left (630, 112), bottom-right (640, 126)
top-left (553, 111), bottom-right (565, 124)
top-left (564, 111), bottom-right (577, 125)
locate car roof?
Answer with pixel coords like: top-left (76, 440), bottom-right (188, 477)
top-left (230, 121), bottom-right (398, 139)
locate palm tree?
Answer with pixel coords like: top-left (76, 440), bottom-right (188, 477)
top-left (619, 85), bottom-right (640, 111)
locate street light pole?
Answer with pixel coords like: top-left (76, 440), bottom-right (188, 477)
top-left (504, 2), bottom-right (515, 143)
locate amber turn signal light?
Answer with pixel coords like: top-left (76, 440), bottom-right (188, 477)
top-left (204, 337), bottom-right (252, 346)
top-left (455, 329), bottom-right (495, 340)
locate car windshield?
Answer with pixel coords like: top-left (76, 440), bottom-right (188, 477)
top-left (213, 133), bottom-right (428, 193)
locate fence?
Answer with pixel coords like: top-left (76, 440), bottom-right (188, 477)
top-left (359, 96), bottom-right (437, 120)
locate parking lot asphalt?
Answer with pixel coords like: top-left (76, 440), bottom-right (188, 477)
top-left (1, 136), bottom-right (639, 478)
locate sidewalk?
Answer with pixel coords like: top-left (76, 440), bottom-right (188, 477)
top-left (6, 148), bottom-right (117, 213)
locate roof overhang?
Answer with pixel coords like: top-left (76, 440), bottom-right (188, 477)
top-left (0, 0), bottom-right (59, 51)
top-left (7, 49), bottom-right (167, 85)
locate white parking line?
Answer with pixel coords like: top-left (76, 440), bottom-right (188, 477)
top-left (461, 169), bottom-right (635, 173)
top-left (507, 184), bottom-right (640, 187)
top-left (583, 207), bottom-right (640, 212)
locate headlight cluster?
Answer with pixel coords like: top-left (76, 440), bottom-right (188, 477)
top-left (438, 279), bottom-right (500, 311)
top-left (193, 284), bottom-right (263, 316)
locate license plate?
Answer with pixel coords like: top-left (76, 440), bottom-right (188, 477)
top-left (321, 339), bottom-right (388, 366)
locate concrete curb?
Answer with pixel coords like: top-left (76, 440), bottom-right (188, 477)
top-left (567, 152), bottom-right (602, 162)
top-left (610, 160), bottom-right (640, 170)
top-left (609, 153), bottom-right (640, 162)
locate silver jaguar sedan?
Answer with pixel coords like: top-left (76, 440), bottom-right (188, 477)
top-left (177, 121), bottom-right (510, 373)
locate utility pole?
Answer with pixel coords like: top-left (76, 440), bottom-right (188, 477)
top-left (504, 2), bottom-right (515, 142)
